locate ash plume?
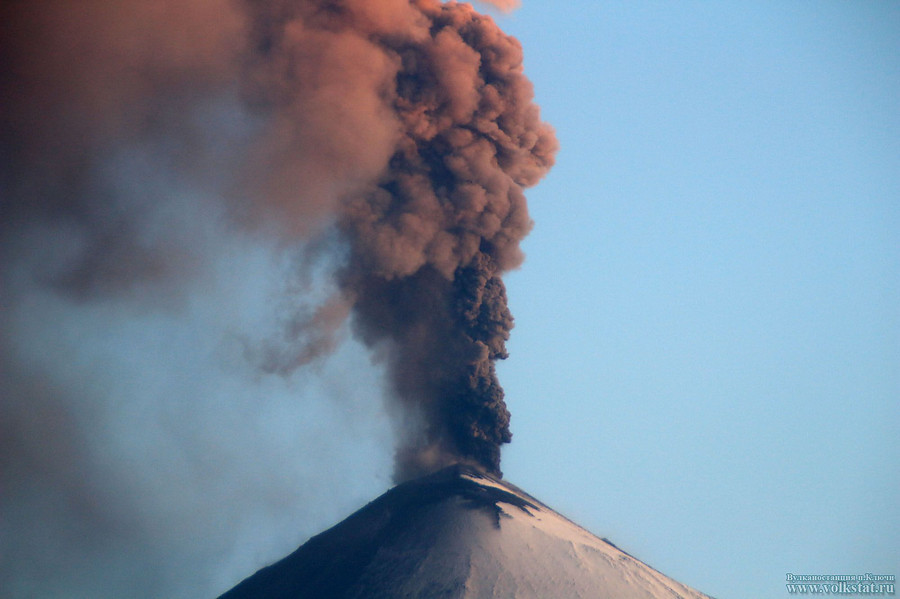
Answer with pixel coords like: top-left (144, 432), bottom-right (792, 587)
top-left (326, 0), bottom-right (557, 479)
top-left (1, 0), bottom-right (554, 594)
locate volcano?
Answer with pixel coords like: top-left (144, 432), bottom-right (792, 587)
top-left (217, 465), bottom-right (713, 599)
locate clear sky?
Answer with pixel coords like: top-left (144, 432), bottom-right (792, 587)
top-left (2, 2), bottom-right (897, 599)
top-left (494, 1), bottom-right (899, 597)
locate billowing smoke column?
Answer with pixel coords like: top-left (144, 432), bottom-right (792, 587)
top-left (1, 0), bottom-right (555, 491)
top-left (326, 1), bottom-right (557, 478)
top-left (235, 0), bottom-right (557, 479)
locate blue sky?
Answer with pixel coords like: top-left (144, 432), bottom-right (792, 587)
top-left (491, 1), bottom-right (898, 597)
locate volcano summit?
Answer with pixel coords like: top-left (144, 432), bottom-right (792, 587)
top-left (218, 465), bottom-right (713, 599)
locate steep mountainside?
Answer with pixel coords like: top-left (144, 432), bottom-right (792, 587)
top-left (218, 465), bottom-right (714, 599)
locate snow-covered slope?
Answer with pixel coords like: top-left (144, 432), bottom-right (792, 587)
top-left (218, 465), bottom-right (714, 599)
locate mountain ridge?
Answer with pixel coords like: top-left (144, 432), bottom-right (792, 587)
top-left (218, 465), bottom-right (714, 599)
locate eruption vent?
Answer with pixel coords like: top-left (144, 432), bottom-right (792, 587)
top-left (1, 0), bottom-right (556, 482)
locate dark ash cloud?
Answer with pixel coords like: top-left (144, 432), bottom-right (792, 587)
top-left (1, 0), bottom-right (555, 596)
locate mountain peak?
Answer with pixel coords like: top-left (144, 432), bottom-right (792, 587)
top-left (218, 465), bottom-right (713, 599)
